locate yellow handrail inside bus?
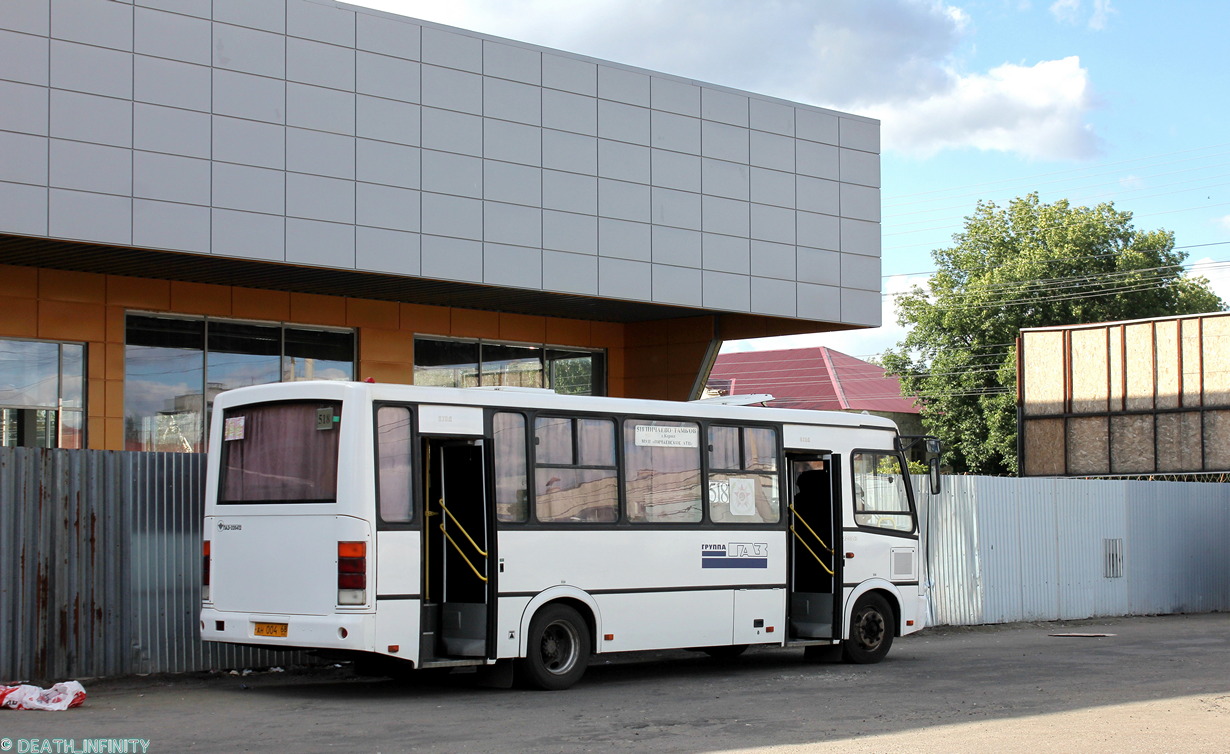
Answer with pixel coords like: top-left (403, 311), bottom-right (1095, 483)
top-left (789, 525), bottom-right (835, 576)
top-left (437, 500), bottom-right (488, 557)
top-left (788, 504), bottom-right (835, 576)
top-left (438, 523), bottom-right (488, 583)
top-left (788, 504), bottom-right (833, 553)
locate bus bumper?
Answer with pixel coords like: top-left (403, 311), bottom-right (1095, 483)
top-left (200, 607), bottom-right (374, 651)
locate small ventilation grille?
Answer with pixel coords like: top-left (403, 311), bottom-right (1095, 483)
top-left (891, 548), bottom-right (916, 580)
top-left (1104, 538), bottom-right (1124, 579)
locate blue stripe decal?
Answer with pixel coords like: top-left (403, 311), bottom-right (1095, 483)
top-left (701, 558), bottom-right (769, 569)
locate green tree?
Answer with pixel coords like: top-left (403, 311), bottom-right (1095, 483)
top-left (882, 193), bottom-right (1224, 475)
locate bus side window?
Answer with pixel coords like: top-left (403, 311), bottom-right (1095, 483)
top-left (708, 425), bottom-right (780, 524)
top-left (533, 416), bottom-right (618, 523)
top-left (624, 419), bottom-right (702, 524)
top-left (376, 406), bottom-right (413, 523)
top-left (851, 452), bottom-right (913, 531)
top-left (493, 412), bottom-right (528, 522)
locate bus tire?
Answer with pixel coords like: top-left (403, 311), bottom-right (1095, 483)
top-left (842, 593), bottom-right (894, 664)
top-left (518, 604), bottom-right (591, 690)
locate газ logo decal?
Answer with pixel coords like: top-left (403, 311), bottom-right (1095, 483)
top-left (701, 542), bottom-right (768, 568)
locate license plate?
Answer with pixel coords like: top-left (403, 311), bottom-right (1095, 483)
top-left (253, 622), bottom-right (288, 637)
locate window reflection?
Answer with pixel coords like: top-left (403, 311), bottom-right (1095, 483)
top-left (708, 425), bottom-right (780, 524)
top-left (534, 416), bottom-right (618, 523)
top-left (414, 338), bottom-right (603, 395)
top-left (124, 315), bottom-right (355, 453)
top-left (852, 452), bottom-right (914, 532)
top-left (376, 406), bottom-right (414, 523)
top-left (481, 343), bottom-right (543, 388)
top-left (493, 412), bottom-right (528, 522)
top-left (414, 339), bottom-right (480, 388)
top-left (625, 420), bottom-right (702, 523)
top-left (0, 338), bottom-right (88, 449)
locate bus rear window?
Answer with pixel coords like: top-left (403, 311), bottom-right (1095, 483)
top-left (220, 401), bottom-right (342, 503)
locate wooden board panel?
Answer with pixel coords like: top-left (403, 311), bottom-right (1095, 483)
top-left (1067, 417), bottom-right (1109, 476)
top-left (1070, 328), bottom-right (1109, 413)
top-left (1181, 318), bottom-right (1203, 408)
top-left (1156, 412), bottom-right (1203, 473)
top-left (1203, 410), bottom-right (1230, 471)
top-left (1154, 320), bottom-right (1180, 409)
top-left (1108, 414), bottom-right (1153, 474)
top-left (1123, 323), bottom-right (1155, 411)
top-left (1022, 418), bottom-right (1066, 476)
top-left (1203, 316), bottom-right (1230, 407)
top-left (1021, 331), bottom-right (1066, 416)
top-left (1108, 325), bottom-right (1124, 412)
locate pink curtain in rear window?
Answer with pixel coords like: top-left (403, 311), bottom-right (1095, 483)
top-left (221, 402), bottom-right (341, 502)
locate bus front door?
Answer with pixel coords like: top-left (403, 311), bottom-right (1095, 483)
top-left (421, 438), bottom-right (491, 661)
top-left (787, 455), bottom-right (841, 639)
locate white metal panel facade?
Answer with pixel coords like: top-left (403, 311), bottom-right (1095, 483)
top-left (0, 0), bottom-right (884, 326)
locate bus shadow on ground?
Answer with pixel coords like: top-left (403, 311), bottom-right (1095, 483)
top-left (233, 645), bottom-right (869, 700)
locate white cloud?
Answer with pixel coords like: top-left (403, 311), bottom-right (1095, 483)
top-left (354, 0), bottom-right (1100, 161)
top-left (1049, 0), bottom-right (1081, 25)
top-left (1050, 0), bottom-right (1115, 30)
top-left (867, 56), bottom-right (1101, 160)
top-left (1119, 174), bottom-right (1146, 190)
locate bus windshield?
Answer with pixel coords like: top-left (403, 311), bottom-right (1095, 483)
top-left (219, 401), bottom-right (342, 503)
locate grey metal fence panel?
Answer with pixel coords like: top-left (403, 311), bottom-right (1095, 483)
top-left (1, 448), bottom-right (310, 682)
top-left (920, 475), bottom-right (1230, 628)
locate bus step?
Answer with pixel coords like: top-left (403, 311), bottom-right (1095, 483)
top-left (418, 658), bottom-right (488, 669)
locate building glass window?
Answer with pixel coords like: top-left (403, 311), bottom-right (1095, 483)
top-left (0, 338), bottom-right (86, 448)
top-left (414, 338), bottom-right (604, 395)
top-left (124, 314), bottom-right (354, 453)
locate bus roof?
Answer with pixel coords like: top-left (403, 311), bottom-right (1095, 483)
top-left (214, 380), bottom-right (901, 433)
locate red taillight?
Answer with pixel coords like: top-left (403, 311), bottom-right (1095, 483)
top-left (338, 541), bottom-right (366, 605)
top-left (202, 540), bottom-right (211, 601)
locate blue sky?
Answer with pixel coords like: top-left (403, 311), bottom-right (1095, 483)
top-left (349, 0), bottom-right (1230, 357)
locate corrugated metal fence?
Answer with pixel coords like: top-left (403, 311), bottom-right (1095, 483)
top-left (918, 475), bottom-right (1230, 626)
top-left (0, 448), bottom-right (308, 683)
top-left (3, 450), bottom-right (1228, 680)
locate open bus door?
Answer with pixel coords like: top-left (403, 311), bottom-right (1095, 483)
top-left (421, 438), bottom-right (493, 664)
top-left (786, 454), bottom-right (841, 641)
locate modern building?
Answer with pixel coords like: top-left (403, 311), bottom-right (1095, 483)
top-left (0, 0), bottom-right (883, 453)
top-left (1019, 312), bottom-right (1230, 476)
top-left (706, 346), bottom-right (922, 435)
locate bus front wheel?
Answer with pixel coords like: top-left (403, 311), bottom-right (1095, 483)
top-left (842, 593), bottom-right (894, 664)
top-left (519, 604), bottom-right (591, 690)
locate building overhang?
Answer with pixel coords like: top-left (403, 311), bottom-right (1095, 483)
top-left (1, 233), bottom-right (845, 336)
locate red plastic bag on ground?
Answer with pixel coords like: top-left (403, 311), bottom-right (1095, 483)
top-left (0, 681), bottom-right (87, 710)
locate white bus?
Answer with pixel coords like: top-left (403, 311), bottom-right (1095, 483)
top-left (200, 380), bottom-right (939, 689)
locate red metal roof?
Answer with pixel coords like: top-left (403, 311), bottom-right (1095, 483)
top-left (708, 346), bottom-right (920, 414)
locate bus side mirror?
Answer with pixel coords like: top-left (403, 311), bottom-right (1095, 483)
top-left (928, 457), bottom-right (942, 495)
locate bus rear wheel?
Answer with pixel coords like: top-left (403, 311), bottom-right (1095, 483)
top-left (842, 593), bottom-right (894, 664)
top-left (519, 604), bottom-right (591, 690)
